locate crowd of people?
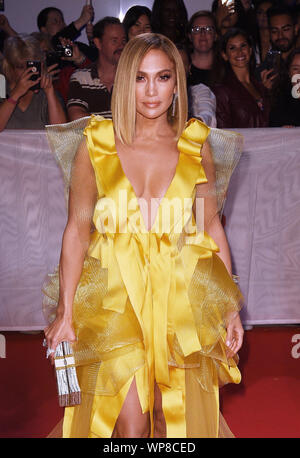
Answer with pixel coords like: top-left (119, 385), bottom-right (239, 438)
top-left (0, 0), bottom-right (299, 130)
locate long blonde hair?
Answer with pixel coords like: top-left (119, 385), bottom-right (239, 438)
top-left (111, 33), bottom-right (188, 144)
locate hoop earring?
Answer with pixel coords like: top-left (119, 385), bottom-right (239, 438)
top-left (172, 93), bottom-right (178, 117)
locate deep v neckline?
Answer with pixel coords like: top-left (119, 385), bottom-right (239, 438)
top-left (112, 130), bottom-right (181, 233)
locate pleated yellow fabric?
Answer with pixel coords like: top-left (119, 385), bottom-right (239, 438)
top-left (44, 116), bottom-right (243, 438)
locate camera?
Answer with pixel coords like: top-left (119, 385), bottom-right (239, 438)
top-left (55, 43), bottom-right (73, 58)
top-left (26, 60), bottom-right (41, 91)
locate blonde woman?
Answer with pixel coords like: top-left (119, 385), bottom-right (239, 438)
top-left (44, 33), bottom-right (243, 438)
top-left (0, 35), bottom-right (66, 131)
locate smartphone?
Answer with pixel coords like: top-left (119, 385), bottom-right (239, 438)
top-left (46, 52), bottom-right (60, 68)
top-left (26, 60), bottom-right (41, 91)
top-left (256, 50), bottom-right (281, 81)
top-left (0, 0), bottom-right (4, 12)
top-left (264, 50), bottom-right (281, 72)
top-left (222, 0), bottom-right (234, 5)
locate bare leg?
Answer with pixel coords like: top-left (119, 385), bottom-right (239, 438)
top-left (111, 377), bottom-right (167, 438)
top-left (111, 377), bottom-right (150, 438)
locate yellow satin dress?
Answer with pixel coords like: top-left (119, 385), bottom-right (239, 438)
top-left (47, 116), bottom-right (242, 438)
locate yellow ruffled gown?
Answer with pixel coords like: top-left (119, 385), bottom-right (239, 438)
top-left (43, 116), bottom-right (243, 438)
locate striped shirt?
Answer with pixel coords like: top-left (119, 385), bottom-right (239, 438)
top-left (67, 63), bottom-right (112, 118)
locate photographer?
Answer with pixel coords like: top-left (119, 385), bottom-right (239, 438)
top-left (31, 31), bottom-right (93, 104)
top-left (257, 6), bottom-right (299, 93)
top-left (0, 35), bottom-right (66, 131)
top-left (48, 37), bottom-right (93, 104)
top-left (37, 4), bottom-right (97, 63)
top-left (67, 17), bottom-right (126, 121)
top-left (211, 0), bottom-right (249, 36)
top-left (268, 5), bottom-right (299, 62)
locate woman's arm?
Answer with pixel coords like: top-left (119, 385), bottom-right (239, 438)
top-left (194, 140), bottom-right (232, 274)
top-left (194, 139), bottom-right (243, 356)
top-left (0, 14), bottom-right (18, 37)
top-left (44, 139), bottom-right (97, 361)
top-left (205, 213), bottom-right (232, 275)
top-left (41, 69), bottom-right (67, 124)
top-left (44, 88), bottom-right (67, 124)
top-left (51, 5), bottom-right (94, 46)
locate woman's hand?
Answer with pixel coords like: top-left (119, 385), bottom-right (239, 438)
top-left (41, 63), bottom-right (67, 124)
top-left (11, 67), bottom-right (41, 100)
top-left (41, 63), bottom-right (59, 93)
top-left (74, 4), bottom-right (94, 31)
top-left (225, 311), bottom-right (244, 358)
top-left (217, 0), bottom-right (236, 22)
top-left (260, 68), bottom-right (277, 90)
top-left (40, 71), bottom-right (54, 95)
top-left (44, 314), bottom-right (76, 365)
top-left (219, 0), bottom-right (236, 15)
top-left (46, 62), bottom-right (60, 82)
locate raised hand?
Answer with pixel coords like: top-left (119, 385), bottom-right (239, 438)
top-left (260, 68), bottom-right (277, 90)
top-left (11, 67), bottom-right (41, 100)
top-left (46, 62), bottom-right (60, 81)
top-left (74, 4), bottom-right (94, 31)
top-left (0, 14), bottom-right (18, 36)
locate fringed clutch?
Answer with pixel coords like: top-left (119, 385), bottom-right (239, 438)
top-left (53, 341), bottom-right (81, 407)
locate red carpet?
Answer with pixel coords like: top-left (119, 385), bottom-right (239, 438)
top-left (0, 326), bottom-right (299, 438)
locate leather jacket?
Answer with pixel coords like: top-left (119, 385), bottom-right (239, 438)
top-left (212, 69), bottom-right (270, 128)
